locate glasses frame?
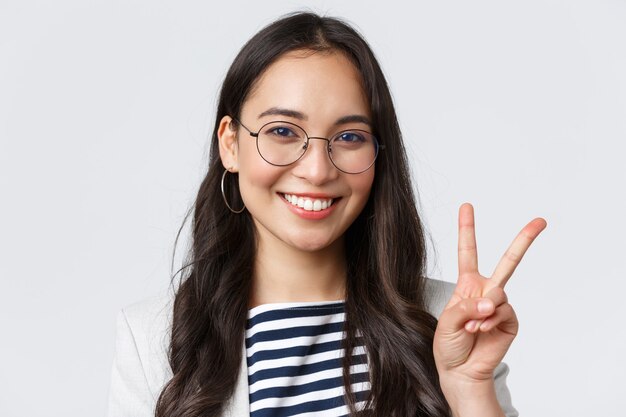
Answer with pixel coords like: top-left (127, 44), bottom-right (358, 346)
top-left (230, 117), bottom-right (384, 174)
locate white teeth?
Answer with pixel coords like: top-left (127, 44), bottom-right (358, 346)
top-left (283, 194), bottom-right (334, 212)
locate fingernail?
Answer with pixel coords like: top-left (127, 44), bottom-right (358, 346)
top-left (465, 320), bottom-right (478, 332)
top-left (478, 300), bottom-right (493, 314)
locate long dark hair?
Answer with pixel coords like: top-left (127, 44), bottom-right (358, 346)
top-left (156, 11), bottom-right (451, 417)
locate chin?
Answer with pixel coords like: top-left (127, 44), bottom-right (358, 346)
top-left (287, 235), bottom-right (338, 253)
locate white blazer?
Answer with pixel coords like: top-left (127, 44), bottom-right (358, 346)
top-left (106, 278), bottom-right (518, 416)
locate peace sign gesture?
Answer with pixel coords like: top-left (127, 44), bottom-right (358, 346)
top-left (433, 203), bottom-right (547, 409)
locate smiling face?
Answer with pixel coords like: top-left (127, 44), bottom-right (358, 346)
top-left (218, 49), bottom-right (375, 255)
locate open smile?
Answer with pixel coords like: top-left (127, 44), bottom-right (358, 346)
top-left (281, 193), bottom-right (337, 211)
top-left (278, 192), bottom-right (342, 219)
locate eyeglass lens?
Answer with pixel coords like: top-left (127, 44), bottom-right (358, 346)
top-left (255, 121), bottom-right (378, 173)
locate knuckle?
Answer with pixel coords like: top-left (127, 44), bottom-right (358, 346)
top-left (458, 243), bottom-right (477, 251)
top-left (485, 286), bottom-right (507, 305)
top-left (504, 249), bottom-right (522, 263)
top-left (496, 302), bottom-right (515, 317)
top-left (505, 303), bottom-right (516, 315)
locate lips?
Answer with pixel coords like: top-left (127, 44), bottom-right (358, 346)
top-left (282, 193), bottom-right (336, 212)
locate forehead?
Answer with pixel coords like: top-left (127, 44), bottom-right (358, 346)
top-left (242, 50), bottom-right (371, 124)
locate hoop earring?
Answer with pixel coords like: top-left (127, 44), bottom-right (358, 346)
top-left (221, 169), bottom-right (245, 214)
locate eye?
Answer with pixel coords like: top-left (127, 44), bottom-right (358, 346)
top-left (266, 126), bottom-right (298, 137)
top-left (336, 131), bottom-right (367, 143)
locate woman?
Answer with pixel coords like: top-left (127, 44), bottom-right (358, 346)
top-left (107, 11), bottom-right (546, 417)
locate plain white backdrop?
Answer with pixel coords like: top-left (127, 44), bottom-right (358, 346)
top-left (1, 0), bottom-right (624, 416)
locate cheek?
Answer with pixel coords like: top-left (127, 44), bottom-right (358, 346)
top-left (237, 148), bottom-right (284, 202)
top-left (351, 170), bottom-right (375, 200)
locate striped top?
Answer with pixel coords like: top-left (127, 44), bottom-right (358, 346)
top-left (245, 300), bottom-right (370, 417)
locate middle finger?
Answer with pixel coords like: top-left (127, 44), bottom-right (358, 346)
top-left (490, 217), bottom-right (547, 288)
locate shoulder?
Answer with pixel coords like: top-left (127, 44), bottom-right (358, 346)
top-left (119, 289), bottom-right (175, 395)
top-left (122, 289), bottom-right (174, 332)
top-left (107, 289), bottom-right (176, 416)
top-left (422, 277), bottom-right (455, 318)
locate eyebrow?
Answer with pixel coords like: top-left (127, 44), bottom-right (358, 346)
top-left (258, 107), bottom-right (306, 120)
top-left (258, 107), bottom-right (371, 127)
top-left (334, 114), bottom-right (371, 126)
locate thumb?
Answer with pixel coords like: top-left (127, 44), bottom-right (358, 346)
top-left (439, 287), bottom-right (508, 334)
top-left (434, 297), bottom-right (496, 370)
top-left (438, 297), bottom-right (498, 335)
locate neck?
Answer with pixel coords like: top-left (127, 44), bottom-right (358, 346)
top-left (250, 231), bottom-right (347, 308)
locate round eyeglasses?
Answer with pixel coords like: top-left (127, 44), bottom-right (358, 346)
top-left (231, 118), bottom-right (384, 174)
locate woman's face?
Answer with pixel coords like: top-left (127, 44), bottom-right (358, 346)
top-left (219, 49), bottom-right (375, 253)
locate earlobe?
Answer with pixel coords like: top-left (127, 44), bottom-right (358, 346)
top-left (217, 115), bottom-right (239, 172)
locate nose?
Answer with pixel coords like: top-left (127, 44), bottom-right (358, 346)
top-left (291, 137), bottom-right (339, 185)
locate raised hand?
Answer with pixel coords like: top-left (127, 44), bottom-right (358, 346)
top-left (433, 203), bottom-right (547, 386)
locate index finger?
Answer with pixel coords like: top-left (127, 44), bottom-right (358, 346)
top-left (490, 217), bottom-right (547, 288)
top-left (458, 202), bottom-right (479, 275)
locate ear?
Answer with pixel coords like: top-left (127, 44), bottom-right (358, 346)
top-left (217, 115), bottom-right (239, 172)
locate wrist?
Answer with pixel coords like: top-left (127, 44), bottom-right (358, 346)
top-left (439, 376), bottom-right (504, 417)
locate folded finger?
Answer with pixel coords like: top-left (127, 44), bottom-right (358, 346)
top-left (439, 297), bottom-right (496, 334)
top-left (478, 303), bottom-right (518, 335)
top-left (466, 287), bottom-right (509, 332)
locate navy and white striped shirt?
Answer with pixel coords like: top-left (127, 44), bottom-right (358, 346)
top-left (245, 301), bottom-right (370, 417)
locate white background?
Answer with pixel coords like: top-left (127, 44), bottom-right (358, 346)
top-left (1, 1), bottom-right (624, 416)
